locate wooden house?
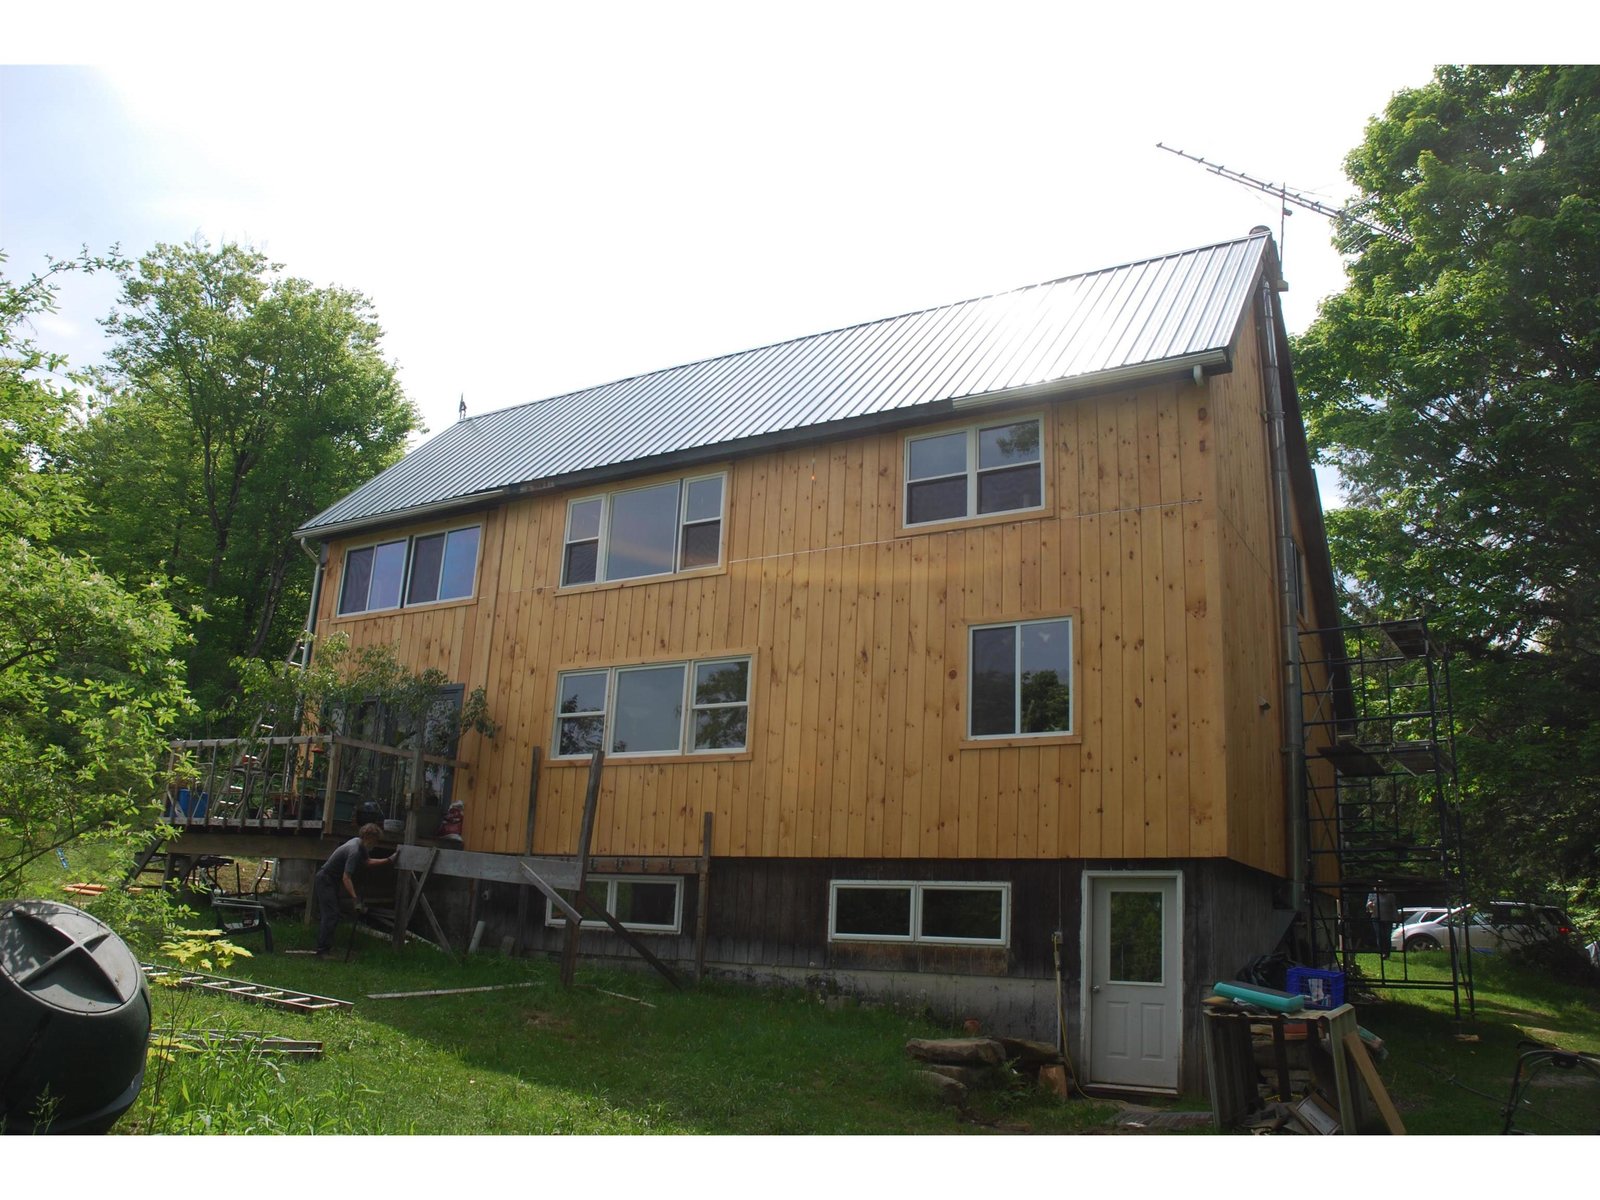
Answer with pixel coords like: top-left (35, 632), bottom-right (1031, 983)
top-left (292, 229), bottom-right (1340, 1093)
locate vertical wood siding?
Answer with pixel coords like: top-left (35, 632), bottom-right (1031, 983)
top-left (316, 298), bottom-right (1314, 870)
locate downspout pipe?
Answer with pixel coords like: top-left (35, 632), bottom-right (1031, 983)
top-left (1258, 276), bottom-right (1308, 914)
top-left (296, 537), bottom-right (327, 667)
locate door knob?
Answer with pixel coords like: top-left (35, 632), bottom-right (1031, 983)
top-left (1091, 985), bottom-right (1101, 993)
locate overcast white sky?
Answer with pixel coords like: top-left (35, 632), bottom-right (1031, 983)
top-left (0, 4), bottom-right (1575, 505)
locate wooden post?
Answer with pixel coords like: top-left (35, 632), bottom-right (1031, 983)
top-left (695, 811), bottom-right (712, 983)
top-left (560, 748), bottom-right (604, 988)
top-left (403, 738), bottom-right (426, 846)
top-left (321, 739), bottom-right (342, 830)
top-left (514, 749), bottom-right (542, 958)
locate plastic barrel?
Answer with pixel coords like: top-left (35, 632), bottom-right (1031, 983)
top-left (0, 899), bottom-right (152, 1134)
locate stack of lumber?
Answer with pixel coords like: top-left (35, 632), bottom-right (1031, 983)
top-left (904, 1036), bottom-right (1069, 1105)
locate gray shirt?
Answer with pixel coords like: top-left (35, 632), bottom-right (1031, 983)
top-left (317, 837), bottom-right (369, 883)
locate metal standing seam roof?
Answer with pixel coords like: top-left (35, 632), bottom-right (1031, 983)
top-left (297, 231), bottom-right (1275, 538)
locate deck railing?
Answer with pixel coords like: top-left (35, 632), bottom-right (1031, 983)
top-left (164, 733), bottom-right (466, 838)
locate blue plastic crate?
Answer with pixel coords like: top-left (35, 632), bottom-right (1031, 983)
top-left (1286, 966), bottom-right (1345, 1010)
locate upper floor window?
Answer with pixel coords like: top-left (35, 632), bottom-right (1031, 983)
top-left (969, 616), bottom-right (1073, 738)
top-left (563, 473), bottom-right (725, 587)
top-left (555, 655), bottom-right (750, 758)
top-left (905, 417), bottom-right (1043, 526)
top-left (338, 525), bottom-right (481, 616)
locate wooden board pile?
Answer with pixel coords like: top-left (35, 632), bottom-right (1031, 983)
top-left (904, 1036), bottom-right (1069, 1105)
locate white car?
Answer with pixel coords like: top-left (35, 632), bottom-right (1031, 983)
top-left (1393, 902), bottom-right (1572, 954)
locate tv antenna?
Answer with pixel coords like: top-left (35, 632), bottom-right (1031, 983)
top-left (1156, 143), bottom-right (1414, 253)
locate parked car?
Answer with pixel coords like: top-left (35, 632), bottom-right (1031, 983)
top-left (1390, 905), bottom-right (1468, 953)
top-left (1395, 901), bottom-right (1573, 954)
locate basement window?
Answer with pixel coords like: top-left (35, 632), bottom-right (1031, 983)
top-left (904, 416), bottom-right (1043, 526)
top-left (544, 875), bottom-right (683, 933)
top-left (562, 472), bottom-right (726, 586)
top-left (829, 881), bottom-right (1009, 946)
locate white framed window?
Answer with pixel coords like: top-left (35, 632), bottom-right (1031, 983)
top-left (562, 472), bottom-right (726, 586)
top-left (554, 656), bottom-right (750, 758)
top-left (545, 875), bottom-right (683, 933)
top-left (904, 417), bottom-right (1043, 526)
top-left (829, 881), bottom-right (1010, 947)
top-left (969, 617), bottom-right (1073, 738)
top-left (338, 524), bottom-right (482, 616)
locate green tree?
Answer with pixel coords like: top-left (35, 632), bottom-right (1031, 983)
top-left (0, 254), bottom-right (194, 897)
top-left (1293, 66), bottom-right (1600, 897)
top-left (69, 239), bottom-right (420, 719)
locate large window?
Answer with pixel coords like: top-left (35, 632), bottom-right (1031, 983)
top-left (545, 875), bottom-right (683, 933)
top-left (829, 881), bottom-right (1009, 946)
top-left (969, 617), bottom-right (1073, 738)
top-left (338, 525), bottom-right (481, 615)
top-left (555, 656), bottom-right (751, 758)
top-left (905, 417), bottom-right (1043, 526)
top-left (563, 473), bottom-right (726, 586)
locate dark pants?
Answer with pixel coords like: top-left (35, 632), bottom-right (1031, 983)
top-left (315, 872), bottom-right (344, 952)
top-left (1373, 919), bottom-right (1393, 956)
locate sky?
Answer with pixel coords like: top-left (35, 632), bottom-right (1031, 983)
top-left (0, 4), bottom-right (1575, 500)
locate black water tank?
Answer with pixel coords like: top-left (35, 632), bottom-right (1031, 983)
top-left (0, 899), bottom-right (152, 1134)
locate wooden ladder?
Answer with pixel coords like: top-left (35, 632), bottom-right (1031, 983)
top-left (139, 963), bottom-right (353, 1013)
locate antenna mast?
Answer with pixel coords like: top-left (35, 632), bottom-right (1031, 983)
top-left (1156, 143), bottom-right (1414, 249)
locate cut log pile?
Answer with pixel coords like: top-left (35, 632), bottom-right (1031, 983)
top-left (904, 1036), bottom-right (1072, 1105)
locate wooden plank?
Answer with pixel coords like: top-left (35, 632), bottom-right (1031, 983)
top-left (520, 862), bottom-right (581, 923)
top-left (367, 982), bottom-right (541, 1000)
top-left (1343, 1031), bottom-right (1406, 1135)
top-left (695, 811), bottom-right (712, 982)
top-left (562, 748), bottom-right (606, 986)
top-left (572, 889), bottom-right (683, 989)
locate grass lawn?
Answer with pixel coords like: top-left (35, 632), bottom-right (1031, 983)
top-left (120, 913), bottom-right (1121, 1135)
top-left (1345, 951), bottom-right (1600, 1135)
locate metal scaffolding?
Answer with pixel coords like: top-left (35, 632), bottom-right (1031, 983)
top-left (1299, 617), bottom-right (1474, 1018)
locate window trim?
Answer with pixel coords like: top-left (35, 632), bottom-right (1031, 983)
top-left (336, 523), bottom-right (483, 617)
top-left (552, 654), bottom-right (752, 760)
top-left (828, 880), bottom-right (1011, 947)
top-left (561, 470), bottom-right (728, 588)
top-left (967, 616), bottom-right (1075, 740)
top-left (544, 874), bottom-right (684, 933)
top-left (903, 415), bottom-right (1046, 529)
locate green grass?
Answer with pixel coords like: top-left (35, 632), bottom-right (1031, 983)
top-left (1346, 951), bottom-right (1600, 1134)
top-left (118, 915), bottom-right (1120, 1135)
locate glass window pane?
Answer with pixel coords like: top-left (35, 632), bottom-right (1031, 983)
top-left (613, 881), bottom-right (678, 927)
top-left (406, 533), bottom-right (445, 605)
top-left (920, 887), bottom-right (1004, 942)
top-left (567, 497), bottom-right (603, 542)
top-left (970, 626), bottom-right (1017, 736)
top-left (908, 431), bottom-right (966, 481)
top-left (438, 527), bottom-right (480, 600)
top-left (694, 707), bottom-right (747, 751)
top-left (907, 477), bottom-right (968, 524)
top-left (558, 715), bottom-right (605, 757)
top-left (564, 541), bottom-right (598, 586)
top-left (833, 887), bottom-right (912, 937)
top-left (339, 546), bottom-right (373, 613)
top-left (557, 671), bottom-right (607, 715)
top-left (978, 420), bottom-right (1041, 469)
top-left (611, 664), bottom-right (686, 754)
top-left (684, 477), bottom-right (723, 523)
top-left (976, 463), bottom-right (1042, 514)
top-left (1020, 620), bottom-right (1072, 734)
top-left (607, 482), bottom-right (680, 580)
top-left (1108, 890), bottom-right (1164, 983)
top-left (369, 540), bottom-right (407, 609)
top-left (680, 521), bottom-right (720, 569)
top-left (695, 659), bottom-right (749, 705)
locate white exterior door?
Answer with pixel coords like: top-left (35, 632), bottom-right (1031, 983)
top-left (1085, 873), bottom-right (1181, 1091)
